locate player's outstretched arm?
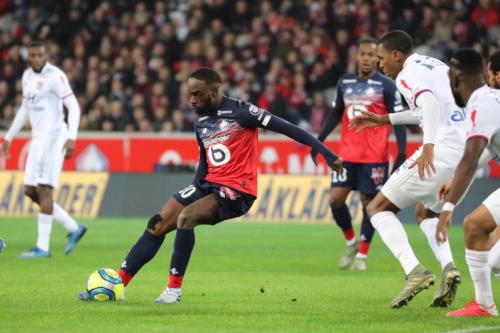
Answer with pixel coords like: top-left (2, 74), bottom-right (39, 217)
top-left (436, 137), bottom-right (487, 244)
top-left (2, 102), bottom-right (29, 158)
top-left (311, 110), bottom-right (342, 165)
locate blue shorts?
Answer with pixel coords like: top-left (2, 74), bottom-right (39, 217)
top-left (331, 161), bottom-right (389, 196)
top-left (173, 180), bottom-right (256, 224)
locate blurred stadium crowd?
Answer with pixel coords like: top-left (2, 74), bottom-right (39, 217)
top-left (0, 0), bottom-right (498, 133)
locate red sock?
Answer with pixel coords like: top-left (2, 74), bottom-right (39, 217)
top-left (342, 228), bottom-right (356, 241)
top-left (118, 269), bottom-right (133, 287)
top-left (358, 241), bottom-right (371, 255)
top-left (168, 274), bottom-right (184, 288)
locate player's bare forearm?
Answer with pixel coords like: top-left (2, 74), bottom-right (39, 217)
top-left (446, 139), bottom-right (487, 204)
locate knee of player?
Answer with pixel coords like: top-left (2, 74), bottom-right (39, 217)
top-left (23, 186), bottom-right (37, 200)
top-left (329, 196), bottom-right (344, 209)
top-left (366, 201), bottom-right (380, 218)
top-left (177, 210), bottom-right (196, 229)
top-left (463, 214), bottom-right (481, 238)
top-left (146, 214), bottom-right (163, 233)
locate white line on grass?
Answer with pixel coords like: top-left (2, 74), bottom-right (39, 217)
top-left (434, 325), bottom-right (500, 333)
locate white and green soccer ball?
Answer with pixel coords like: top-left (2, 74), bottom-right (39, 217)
top-left (87, 268), bottom-right (124, 301)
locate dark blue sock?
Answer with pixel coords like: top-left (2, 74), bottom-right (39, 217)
top-left (332, 204), bottom-right (352, 231)
top-left (121, 230), bottom-right (165, 277)
top-left (169, 229), bottom-right (195, 278)
top-left (360, 208), bottom-right (375, 243)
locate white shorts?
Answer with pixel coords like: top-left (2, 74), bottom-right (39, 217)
top-left (24, 136), bottom-right (66, 188)
top-left (483, 188), bottom-right (500, 225)
top-left (381, 145), bottom-right (463, 213)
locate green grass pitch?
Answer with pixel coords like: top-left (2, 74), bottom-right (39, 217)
top-left (1, 217), bottom-right (499, 333)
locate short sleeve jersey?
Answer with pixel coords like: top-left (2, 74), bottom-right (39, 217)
top-left (396, 53), bottom-right (466, 151)
top-left (335, 72), bottom-right (403, 163)
top-left (195, 97), bottom-right (267, 196)
top-left (22, 63), bottom-right (74, 138)
top-left (465, 85), bottom-right (500, 161)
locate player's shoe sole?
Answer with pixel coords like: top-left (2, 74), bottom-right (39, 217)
top-left (65, 224), bottom-right (88, 255)
top-left (338, 239), bottom-right (359, 270)
top-left (391, 264), bottom-right (435, 308)
top-left (430, 262), bottom-right (461, 307)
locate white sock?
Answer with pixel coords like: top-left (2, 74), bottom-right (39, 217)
top-left (53, 204), bottom-right (78, 232)
top-left (36, 213), bottom-right (53, 252)
top-left (355, 253), bottom-right (367, 259)
top-left (466, 248), bottom-right (494, 307)
top-left (420, 217), bottom-right (454, 270)
top-left (488, 241), bottom-right (500, 279)
top-left (371, 211), bottom-right (420, 275)
top-left (346, 237), bottom-right (357, 246)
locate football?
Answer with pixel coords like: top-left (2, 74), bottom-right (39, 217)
top-left (86, 268), bottom-right (124, 301)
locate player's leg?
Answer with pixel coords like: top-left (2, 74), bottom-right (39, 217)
top-left (447, 201), bottom-right (499, 316)
top-left (350, 193), bottom-right (374, 271)
top-left (351, 162), bottom-right (389, 271)
top-left (117, 197), bottom-right (184, 288)
top-left (415, 203), bottom-right (460, 307)
top-left (24, 184), bottom-right (86, 254)
top-left (18, 184), bottom-right (54, 258)
top-left (155, 193), bottom-right (220, 303)
top-left (330, 186), bottom-right (358, 269)
top-left (366, 154), bottom-right (435, 308)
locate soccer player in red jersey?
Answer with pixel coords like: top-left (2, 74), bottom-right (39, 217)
top-left (78, 68), bottom-right (343, 303)
top-left (311, 37), bottom-right (407, 271)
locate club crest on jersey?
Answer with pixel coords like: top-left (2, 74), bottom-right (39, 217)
top-left (249, 104), bottom-right (262, 116)
top-left (219, 119), bottom-right (229, 130)
top-left (371, 167), bottom-right (385, 185)
top-left (37, 81), bottom-right (43, 89)
top-left (219, 186), bottom-right (240, 200)
top-left (365, 87), bottom-right (375, 97)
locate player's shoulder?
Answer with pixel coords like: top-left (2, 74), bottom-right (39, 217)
top-left (219, 96), bottom-right (262, 117)
top-left (44, 63), bottom-right (66, 78)
top-left (371, 72), bottom-right (395, 88)
top-left (469, 86), bottom-right (500, 111)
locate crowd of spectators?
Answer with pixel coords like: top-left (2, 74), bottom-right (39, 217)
top-left (0, 0), bottom-right (498, 133)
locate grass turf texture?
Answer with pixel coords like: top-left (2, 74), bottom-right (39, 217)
top-left (1, 218), bottom-right (499, 333)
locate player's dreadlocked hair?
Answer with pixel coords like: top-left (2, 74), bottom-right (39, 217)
top-left (189, 67), bottom-right (222, 85)
top-left (489, 50), bottom-right (500, 73)
top-left (450, 49), bottom-right (484, 75)
top-left (379, 30), bottom-right (413, 55)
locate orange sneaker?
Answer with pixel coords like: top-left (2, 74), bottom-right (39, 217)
top-left (446, 301), bottom-right (498, 317)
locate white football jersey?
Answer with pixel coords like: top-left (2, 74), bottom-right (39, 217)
top-left (465, 85), bottom-right (500, 160)
top-left (396, 53), bottom-right (466, 151)
top-left (22, 62), bottom-right (73, 138)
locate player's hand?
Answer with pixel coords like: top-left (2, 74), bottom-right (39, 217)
top-left (439, 178), bottom-right (454, 201)
top-left (348, 111), bottom-right (388, 132)
top-left (329, 157), bottom-right (344, 175)
top-left (64, 139), bottom-right (76, 159)
top-left (0, 140), bottom-right (11, 159)
top-left (436, 210), bottom-right (453, 244)
top-left (310, 148), bottom-right (319, 166)
top-left (409, 144), bottom-right (436, 180)
top-left (392, 153), bottom-right (406, 174)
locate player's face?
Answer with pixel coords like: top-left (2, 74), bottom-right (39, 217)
top-left (448, 68), bottom-right (466, 107)
top-left (187, 77), bottom-right (218, 115)
top-left (28, 46), bottom-right (47, 72)
top-left (487, 62), bottom-right (500, 89)
top-left (356, 43), bottom-right (377, 76)
top-left (376, 44), bottom-right (402, 79)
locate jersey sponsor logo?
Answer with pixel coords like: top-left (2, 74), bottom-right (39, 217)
top-left (217, 110), bottom-right (233, 115)
top-left (450, 109), bottom-right (466, 122)
top-left (367, 79), bottom-right (382, 85)
top-left (370, 167), bottom-right (385, 185)
top-left (208, 143), bottom-right (231, 166)
top-left (342, 79), bottom-right (356, 83)
top-left (203, 134), bottom-right (230, 146)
